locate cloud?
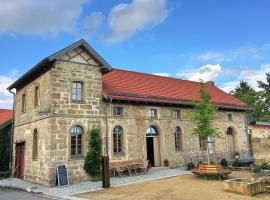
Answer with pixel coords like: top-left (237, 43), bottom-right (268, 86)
top-left (197, 52), bottom-right (226, 62)
top-left (105, 0), bottom-right (168, 43)
top-left (83, 12), bottom-right (105, 38)
top-left (153, 73), bottom-right (171, 77)
top-left (221, 64), bottom-right (270, 92)
top-left (177, 64), bottom-right (222, 82)
top-left (0, 71), bottom-right (18, 109)
top-left (196, 46), bottom-right (263, 63)
top-left (0, 0), bottom-right (89, 35)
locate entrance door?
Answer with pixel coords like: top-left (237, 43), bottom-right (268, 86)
top-left (147, 137), bottom-right (155, 166)
top-left (15, 142), bottom-right (25, 179)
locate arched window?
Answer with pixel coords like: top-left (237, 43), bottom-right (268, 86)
top-left (71, 125), bottom-right (83, 157)
top-left (113, 126), bottom-right (123, 154)
top-left (146, 126), bottom-right (158, 137)
top-left (32, 129), bottom-right (38, 159)
top-left (174, 126), bottom-right (182, 151)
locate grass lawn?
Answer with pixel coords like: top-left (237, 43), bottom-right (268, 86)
top-left (76, 171), bottom-right (270, 200)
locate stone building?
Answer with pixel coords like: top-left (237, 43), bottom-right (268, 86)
top-left (8, 39), bottom-right (251, 186)
top-left (248, 121), bottom-right (270, 163)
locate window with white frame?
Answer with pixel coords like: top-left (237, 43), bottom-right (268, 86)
top-left (112, 106), bottom-right (123, 116)
top-left (172, 110), bottom-right (180, 118)
top-left (113, 126), bottom-right (123, 154)
top-left (72, 81), bottom-right (83, 101)
top-left (148, 109), bottom-right (157, 118)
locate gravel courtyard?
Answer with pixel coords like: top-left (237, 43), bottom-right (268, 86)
top-left (77, 171), bottom-right (270, 200)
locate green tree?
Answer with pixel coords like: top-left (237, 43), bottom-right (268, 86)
top-left (191, 82), bottom-right (217, 163)
top-left (258, 73), bottom-right (270, 121)
top-left (231, 80), bottom-right (269, 122)
top-left (84, 128), bottom-right (102, 178)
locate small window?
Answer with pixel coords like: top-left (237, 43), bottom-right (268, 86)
top-left (71, 125), bottom-right (83, 157)
top-left (146, 126), bottom-right (158, 137)
top-left (113, 126), bottom-right (123, 154)
top-left (148, 109), bottom-right (157, 118)
top-left (228, 114), bottom-right (233, 121)
top-left (34, 85), bottom-right (39, 106)
top-left (199, 137), bottom-right (207, 150)
top-left (72, 81), bottom-right (83, 101)
top-left (32, 129), bottom-right (38, 159)
top-left (21, 93), bottom-right (26, 113)
top-left (174, 126), bottom-right (182, 151)
top-left (172, 110), bottom-right (180, 118)
top-left (112, 107), bottom-right (123, 116)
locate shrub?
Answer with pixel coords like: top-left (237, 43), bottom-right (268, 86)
top-left (187, 162), bottom-right (195, 170)
top-left (210, 161), bottom-right (216, 165)
top-left (220, 158), bottom-right (228, 167)
top-left (260, 162), bottom-right (270, 170)
top-left (84, 128), bottom-right (102, 177)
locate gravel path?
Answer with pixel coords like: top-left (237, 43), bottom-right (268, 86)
top-left (0, 167), bottom-right (190, 200)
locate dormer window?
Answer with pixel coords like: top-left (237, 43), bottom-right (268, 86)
top-left (149, 109), bottom-right (157, 118)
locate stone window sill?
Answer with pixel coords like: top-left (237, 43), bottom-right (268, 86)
top-left (71, 100), bottom-right (86, 104)
top-left (70, 156), bottom-right (84, 160)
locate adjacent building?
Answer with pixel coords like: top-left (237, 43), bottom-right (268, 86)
top-left (248, 120), bottom-right (270, 163)
top-left (8, 39), bottom-right (252, 186)
top-left (0, 109), bottom-right (13, 172)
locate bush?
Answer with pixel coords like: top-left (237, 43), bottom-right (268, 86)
top-left (84, 128), bottom-right (102, 177)
top-left (220, 158), bottom-right (228, 167)
top-left (187, 162), bottom-right (195, 170)
top-left (260, 162), bottom-right (270, 170)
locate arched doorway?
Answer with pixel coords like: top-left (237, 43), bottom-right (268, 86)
top-left (226, 127), bottom-right (238, 154)
top-left (146, 126), bottom-right (161, 167)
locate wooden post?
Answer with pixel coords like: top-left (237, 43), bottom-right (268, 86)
top-left (101, 155), bottom-right (110, 188)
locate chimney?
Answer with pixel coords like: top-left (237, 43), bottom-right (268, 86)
top-left (206, 81), bottom-right (215, 86)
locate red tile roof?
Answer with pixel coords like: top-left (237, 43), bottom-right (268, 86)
top-left (0, 109), bottom-right (13, 126)
top-left (103, 69), bottom-right (250, 111)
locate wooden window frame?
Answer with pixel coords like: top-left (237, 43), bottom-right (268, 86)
top-left (172, 110), bottom-right (180, 119)
top-left (112, 106), bottom-right (123, 117)
top-left (72, 81), bottom-right (84, 102)
top-left (32, 129), bottom-right (38, 160)
top-left (21, 93), bottom-right (26, 113)
top-left (34, 85), bottom-right (40, 107)
top-left (174, 126), bottom-right (182, 151)
top-left (113, 126), bottom-right (123, 155)
top-left (70, 125), bottom-right (83, 158)
top-left (148, 109), bottom-right (157, 118)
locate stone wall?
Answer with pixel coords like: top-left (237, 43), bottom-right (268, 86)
top-left (13, 69), bottom-right (52, 186)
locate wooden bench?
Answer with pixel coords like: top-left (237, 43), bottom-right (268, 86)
top-left (192, 164), bottom-right (231, 180)
top-left (109, 159), bottom-right (147, 177)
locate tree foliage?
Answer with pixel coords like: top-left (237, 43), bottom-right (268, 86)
top-left (84, 128), bottom-right (102, 177)
top-left (191, 82), bottom-right (217, 140)
top-left (231, 76), bottom-right (270, 122)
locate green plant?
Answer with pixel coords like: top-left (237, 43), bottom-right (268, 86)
top-left (187, 162), bottom-right (195, 170)
top-left (210, 161), bottom-right (216, 165)
top-left (252, 165), bottom-right (262, 173)
top-left (84, 128), bottom-right (102, 177)
top-left (191, 82), bottom-right (217, 164)
top-left (260, 162), bottom-right (270, 170)
top-left (220, 158), bottom-right (228, 167)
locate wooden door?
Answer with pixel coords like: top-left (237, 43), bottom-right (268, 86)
top-left (153, 137), bottom-right (161, 167)
top-left (15, 142), bottom-right (25, 179)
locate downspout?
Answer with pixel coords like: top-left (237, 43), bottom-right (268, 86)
top-left (104, 95), bottom-right (112, 156)
top-left (244, 111), bottom-right (253, 158)
top-left (8, 90), bottom-right (16, 174)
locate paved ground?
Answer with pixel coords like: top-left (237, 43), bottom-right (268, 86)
top-left (77, 171), bottom-right (270, 200)
top-left (0, 188), bottom-right (51, 200)
top-left (0, 167), bottom-right (190, 200)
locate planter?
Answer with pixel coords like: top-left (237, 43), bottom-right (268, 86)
top-left (224, 178), bottom-right (267, 196)
top-left (164, 159), bottom-right (169, 167)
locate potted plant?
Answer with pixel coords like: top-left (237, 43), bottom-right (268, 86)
top-left (164, 159), bottom-right (169, 167)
